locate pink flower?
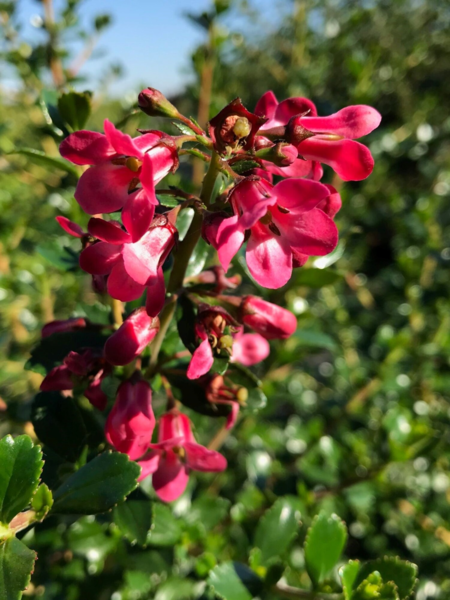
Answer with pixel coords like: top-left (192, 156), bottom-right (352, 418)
top-left (240, 296), bottom-right (297, 340)
top-left (208, 176), bottom-right (338, 289)
top-left (79, 214), bottom-right (177, 317)
top-left (255, 91), bottom-right (381, 181)
top-left (41, 317), bottom-right (87, 338)
top-left (230, 331), bottom-right (270, 366)
top-left (105, 378), bottom-right (155, 461)
top-left (40, 348), bottom-right (110, 410)
top-left (138, 409), bottom-right (227, 502)
top-left (59, 119), bottom-right (178, 223)
top-left (104, 308), bottom-right (160, 366)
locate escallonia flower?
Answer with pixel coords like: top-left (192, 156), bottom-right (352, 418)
top-left (254, 91), bottom-right (381, 181)
top-left (137, 409), bottom-right (227, 502)
top-left (209, 98), bottom-right (268, 155)
top-left (104, 308), bottom-right (160, 366)
top-left (105, 376), bottom-right (156, 461)
top-left (79, 213), bottom-right (177, 317)
top-left (204, 176), bottom-right (338, 289)
top-left (59, 119), bottom-right (178, 218)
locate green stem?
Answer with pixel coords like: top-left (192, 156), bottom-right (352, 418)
top-left (146, 152), bottom-right (221, 374)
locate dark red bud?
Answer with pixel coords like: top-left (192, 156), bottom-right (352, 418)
top-left (104, 308), bottom-right (160, 366)
top-left (138, 87), bottom-right (180, 119)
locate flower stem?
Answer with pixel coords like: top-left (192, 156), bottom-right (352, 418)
top-left (147, 152), bottom-right (221, 374)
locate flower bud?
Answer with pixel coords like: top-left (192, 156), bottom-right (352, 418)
top-left (41, 317), bottom-right (87, 339)
top-left (105, 377), bottom-right (155, 460)
top-left (285, 115), bottom-right (316, 147)
top-left (138, 87), bottom-right (180, 119)
top-left (104, 308), bottom-right (160, 366)
top-left (241, 296), bottom-right (297, 340)
top-left (255, 142), bottom-right (297, 167)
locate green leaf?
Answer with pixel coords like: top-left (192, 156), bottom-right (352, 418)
top-left (177, 295), bottom-right (198, 353)
top-left (0, 435), bottom-right (43, 525)
top-left (304, 512), bottom-right (347, 587)
top-left (114, 497), bottom-right (153, 547)
top-left (186, 496), bottom-right (230, 530)
top-left (172, 122), bottom-right (196, 136)
top-left (31, 392), bottom-right (87, 462)
top-left (208, 562), bottom-right (263, 600)
top-left (232, 160), bottom-right (261, 174)
top-left (354, 557), bottom-right (418, 600)
top-left (186, 237), bottom-right (211, 277)
top-left (295, 329), bottom-right (338, 351)
top-left (157, 194), bottom-right (181, 208)
top-left (294, 268), bottom-right (343, 288)
top-left (352, 573), bottom-right (400, 600)
top-left (57, 91), bottom-right (92, 131)
top-left (6, 148), bottom-right (79, 177)
top-left (36, 242), bottom-right (79, 271)
top-left (340, 561), bottom-right (360, 600)
top-left (52, 452), bottom-right (140, 515)
top-left (227, 364), bottom-right (267, 413)
top-left (31, 484), bottom-right (53, 521)
top-left (212, 356), bottom-right (229, 375)
top-left (0, 537), bottom-right (36, 600)
top-left (253, 497), bottom-right (299, 565)
top-left (154, 577), bottom-right (197, 600)
top-left (26, 330), bottom-right (109, 375)
top-left (68, 517), bottom-right (117, 562)
top-left (147, 504), bottom-right (182, 547)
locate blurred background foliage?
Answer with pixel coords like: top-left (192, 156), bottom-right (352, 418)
top-left (1, 0), bottom-right (450, 598)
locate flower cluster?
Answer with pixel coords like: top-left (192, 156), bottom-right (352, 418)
top-left (42, 87), bottom-right (380, 501)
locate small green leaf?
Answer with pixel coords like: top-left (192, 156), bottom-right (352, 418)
top-left (157, 194), bottom-right (181, 208)
top-left (354, 557), bottom-right (418, 600)
top-left (186, 496), bottom-right (230, 530)
top-left (212, 356), bottom-right (229, 376)
top-left (52, 452), bottom-right (140, 515)
top-left (186, 237), bottom-right (211, 277)
top-left (340, 561), bottom-right (360, 600)
top-left (31, 484), bottom-right (53, 522)
top-left (0, 435), bottom-right (43, 524)
top-left (294, 268), bottom-right (343, 288)
top-left (352, 573), bottom-right (400, 600)
top-left (208, 562), bottom-right (263, 600)
top-left (172, 122), bottom-right (196, 135)
top-left (232, 160), bottom-right (261, 174)
top-left (6, 148), bottom-right (79, 177)
top-left (295, 329), bottom-right (337, 351)
top-left (254, 497), bottom-right (299, 565)
top-left (305, 512), bottom-right (347, 587)
top-left (114, 497), bottom-right (153, 547)
top-left (36, 242), bottom-right (79, 271)
top-left (147, 504), bottom-right (182, 547)
top-left (31, 392), bottom-right (87, 462)
top-left (57, 91), bottom-right (92, 131)
top-left (0, 537), bottom-right (36, 600)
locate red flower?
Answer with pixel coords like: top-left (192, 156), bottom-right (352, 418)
top-left (255, 91), bottom-right (381, 181)
top-left (105, 378), bottom-right (155, 460)
top-left (207, 176), bottom-right (338, 289)
top-left (59, 119), bottom-right (178, 221)
top-left (79, 214), bottom-right (177, 317)
top-left (104, 308), bottom-right (160, 366)
top-left (138, 409), bottom-right (227, 502)
top-left (240, 296), bottom-right (297, 340)
top-left (41, 317), bottom-right (87, 338)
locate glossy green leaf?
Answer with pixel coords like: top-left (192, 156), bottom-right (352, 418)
top-left (172, 122), bottom-right (196, 136)
top-left (294, 268), bottom-right (343, 288)
top-left (31, 392), bottom-right (87, 462)
top-left (0, 537), bottom-right (36, 600)
top-left (68, 517), bottom-right (117, 562)
top-left (114, 497), bottom-right (153, 547)
top-left (352, 573), bottom-right (400, 600)
top-left (0, 435), bottom-right (43, 524)
top-left (186, 496), bottom-right (230, 530)
top-left (340, 560), bottom-right (360, 600)
top-left (147, 504), bottom-right (182, 547)
top-left (36, 242), bottom-right (79, 271)
top-left (157, 194), bottom-right (181, 207)
top-left (186, 236), bottom-right (211, 277)
top-left (208, 562), bottom-right (263, 600)
top-left (253, 497), bottom-right (299, 565)
top-left (57, 91), bottom-right (92, 131)
top-left (212, 356), bottom-right (229, 375)
top-left (31, 484), bottom-right (53, 522)
top-left (232, 160), bottom-right (261, 174)
top-left (354, 557), bottom-right (418, 599)
top-left (305, 512), bottom-right (347, 586)
top-left (52, 452), bottom-right (140, 515)
top-left (6, 148), bottom-right (79, 177)
top-left (295, 329), bottom-right (338, 351)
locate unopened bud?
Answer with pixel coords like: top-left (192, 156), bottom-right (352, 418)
top-left (255, 142), bottom-right (297, 166)
top-left (138, 87), bottom-right (180, 119)
top-left (285, 115), bottom-right (316, 147)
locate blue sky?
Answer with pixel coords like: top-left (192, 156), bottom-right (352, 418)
top-left (15, 0), bottom-right (283, 96)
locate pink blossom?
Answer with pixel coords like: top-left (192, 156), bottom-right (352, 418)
top-left (138, 409), bottom-right (226, 502)
top-left (255, 91), bottom-right (381, 181)
top-left (230, 331), bottom-right (270, 366)
top-left (105, 378), bottom-right (155, 461)
top-left (41, 317), bottom-right (87, 338)
top-left (240, 296), bottom-right (297, 339)
top-left (79, 214), bottom-right (177, 317)
top-left (104, 308), bottom-right (160, 366)
top-left (59, 119), bottom-right (178, 222)
top-left (207, 176), bottom-right (338, 289)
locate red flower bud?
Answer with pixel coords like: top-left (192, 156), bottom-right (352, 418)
top-left (105, 377), bottom-right (155, 460)
top-left (104, 308), bottom-right (160, 366)
top-left (41, 317), bottom-right (87, 338)
top-left (241, 296), bottom-right (297, 340)
top-left (138, 87), bottom-right (180, 119)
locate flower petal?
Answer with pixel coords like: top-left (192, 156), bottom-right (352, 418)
top-left (152, 453), bottom-right (189, 502)
top-left (56, 216), bottom-right (85, 238)
top-left (264, 158), bottom-right (314, 179)
top-left (40, 365), bottom-right (73, 391)
top-left (107, 261), bottom-right (146, 302)
top-left (274, 208), bottom-right (338, 256)
top-left (138, 452), bottom-right (161, 481)
top-left (122, 226), bottom-right (174, 286)
top-left (271, 97), bottom-right (317, 127)
top-left (298, 138), bottom-right (375, 181)
top-left (145, 266), bottom-right (166, 317)
top-left (104, 118), bottom-right (142, 157)
top-left (104, 308), bottom-right (159, 366)
top-left (75, 163), bottom-right (134, 214)
top-left (88, 218), bottom-right (131, 244)
top-left (79, 242), bottom-right (122, 275)
top-left (231, 332), bottom-right (270, 366)
top-left (246, 223), bottom-right (292, 289)
top-left (231, 178), bottom-right (276, 230)
top-left (254, 90), bottom-right (278, 120)
top-left (274, 178), bottom-right (330, 213)
top-left (184, 442), bottom-right (227, 472)
top-left (317, 184), bottom-right (342, 218)
top-left (139, 153), bottom-right (158, 205)
top-left (187, 339), bottom-right (214, 380)
top-left (122, 189), bottom-right (155, 243)
top-left (300, 105), bottom-right (381, 138)
top-left (59, 130), bottom-right (113, 165)
top-left (216, 215), bottom-right (245, 272)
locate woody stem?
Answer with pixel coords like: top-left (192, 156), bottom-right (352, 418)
top-left (147, 152), bottom-right (221, 374)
